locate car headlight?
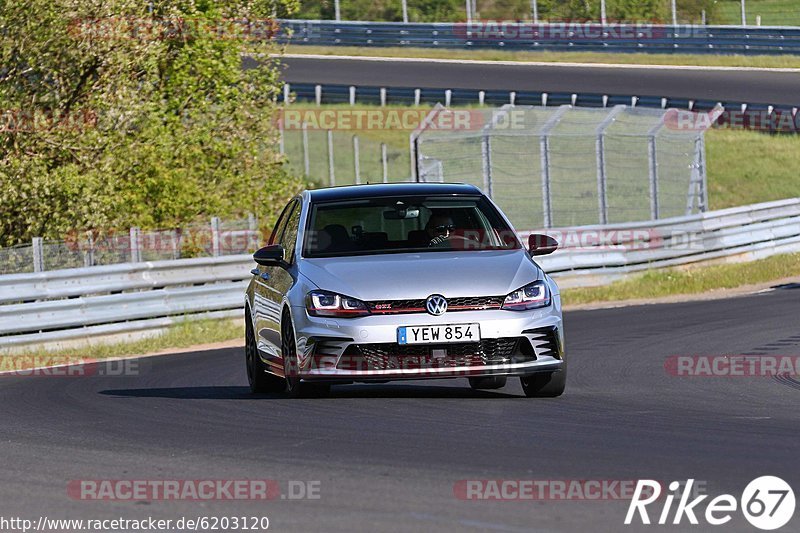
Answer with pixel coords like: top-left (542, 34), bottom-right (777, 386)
top-left (306, 290), bottom-right (370, 318)
top-left (502, 281), bottom-right (551, 310)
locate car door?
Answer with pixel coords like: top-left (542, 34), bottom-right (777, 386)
top-left (272, 199), bottom-right (303, 368)
top-left (253, 199), bottom-right (297, 370)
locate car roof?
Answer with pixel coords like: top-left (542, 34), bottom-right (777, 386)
top-left (307, 183), bottom-right (483, 203)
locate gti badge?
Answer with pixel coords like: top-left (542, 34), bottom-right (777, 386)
top-left (425, 294), bottom-right (448, 316)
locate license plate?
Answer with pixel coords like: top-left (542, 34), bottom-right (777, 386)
top-left (397, 324), bottom-right (481, 345)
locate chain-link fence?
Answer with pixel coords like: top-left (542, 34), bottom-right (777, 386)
top-left (414, 105), bottom-right (715, 229)
top-left (0, 216), bottom-right (263, 275)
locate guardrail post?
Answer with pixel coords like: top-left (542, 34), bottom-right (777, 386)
top-left (32, 237), bottom-right (44, 272)
top-left (283, 83), bottom-right (290, 105)
top-left (130, 227), bottom-right (141, 263)
top-left (445, 89), bottom-right (452, 107)
top-left (327, 129), bottom-right (336, 186)
top-left (380, 88), bottom-right (387, 107)
top-left (349, 86), bottom-right (356, 105)
top-left (211, 217), bottom-right (221, 257)
top-left (302, 122), bottom-right (310, 176)
top-left (315, 84), bottom-right (322, 106)
top-left (381, 143), bottom-right (389, 183)
top-left (478, 90), bottom-right (485, 106)
top-left (353, 135), bottom-right (361, 184)
top-left (414, 89), bottom-right (421, 106)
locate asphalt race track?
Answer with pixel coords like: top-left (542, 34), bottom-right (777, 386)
top-left (1, 287), bottom-right (799, 532)
top-left (279, 56), bottom-right (800, 107)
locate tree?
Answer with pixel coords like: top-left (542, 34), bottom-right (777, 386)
top-left (0, 0), bottom-right (302, 246)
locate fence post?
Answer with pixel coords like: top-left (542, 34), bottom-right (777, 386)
top-left (32, 237), bottom-right (44, 272)
top-left (481, 134), bottom-right (492, 198)
top-left (283, 83), bottom-right (290, 105)
top-left (248, 213), bottom-right (258, 251)
top-left (539, 105), bottom-right (569, 228)
top-left (595, 105), bottom-right (625, 225)
top-left (647, 115), bottom-right (666, 220)
top-left (278, 119), bottom-right (285, 155)
top-left (171, 229), bottom-right (180, 260)
top-left (381, 142), bottom-right (389, 183)
top-left (130, 227), bottom-right (141, 263)
top-left (84, 233), bottom-right (95, 267)
top-left (647, 136), bottom-right (660, 220)
top-left (302, 122), bottom-right (310, 176)
top-left (531, 0), bottom-right (538, 23)
top-left (699, 135), bottom-right (708, 212)
top-left (410, 104), bottom-right (445, 182)
top-left (353, 135), bottom-right (361, 184)
top-left (327, 129), bottom-right (336, 186)
top-left (211, 217), bottom-right (221, 257)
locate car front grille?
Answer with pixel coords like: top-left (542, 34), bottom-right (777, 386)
top-left (337, 337), bottom-right (534, 371)
top-left (367, 296), bottom-right (504, 315)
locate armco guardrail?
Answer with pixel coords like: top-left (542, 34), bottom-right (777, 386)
top-left (280, 82), bottom-right (797, 128)
top-left (279, 20), bottom-right (800, 55)
top-left (0, 199), bottom-right (798, 349)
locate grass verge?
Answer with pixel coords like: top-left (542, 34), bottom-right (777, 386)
top-left (562, 253), bottom-right (800, 306)
top-left (285, 45), bottom-right (800, 69)
top-left (0, 318), bottom-right (242, 369)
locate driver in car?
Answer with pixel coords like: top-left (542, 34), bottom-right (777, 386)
top-left (426, 212), bottom-right (457, 246)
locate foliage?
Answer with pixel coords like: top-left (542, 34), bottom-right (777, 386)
top-left (0, 0), bottom-right (303, 246)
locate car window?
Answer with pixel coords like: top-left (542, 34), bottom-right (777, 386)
top-left (279, 200), bottom-right (302, 263)
top-left (269, 200), bottom-right (296, 246)
top-left (303, 195), bottom-right (520, 258)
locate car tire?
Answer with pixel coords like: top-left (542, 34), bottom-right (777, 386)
top-left (520, 362), bottom-right (566, 398)
top-left (281, 311), bottom-right (330, 398)
top-left (246, 309), bottom-right (285, 394)
top-left (468, 376), bottom-right (507, 390)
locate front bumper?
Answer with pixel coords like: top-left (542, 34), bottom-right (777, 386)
top-left (291, 307), bottom-right (565, 381)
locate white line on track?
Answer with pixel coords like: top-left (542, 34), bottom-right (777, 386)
top-left (278, 53), bottom-right (800, 73)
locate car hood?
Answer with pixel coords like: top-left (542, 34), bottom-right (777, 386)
top-left (300, 249), bottom-right (541, 301)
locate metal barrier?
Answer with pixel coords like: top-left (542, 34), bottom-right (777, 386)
top-left (280, 81), bottom-right (798, 121)
top-left (0, 198), bottom-right (797, 349)
top-left (279, 19), bottom-right (800, 55)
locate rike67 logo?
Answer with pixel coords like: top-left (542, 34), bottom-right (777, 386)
top-left (626, 477), bottom-right (795, 530)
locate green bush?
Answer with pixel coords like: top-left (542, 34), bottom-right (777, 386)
top-left (0, 0), bottom-right (303, 247)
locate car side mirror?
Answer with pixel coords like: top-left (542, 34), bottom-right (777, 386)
top-left (528, 234), bottom-right (558, 256)
top-left (253, 244), bottom-right (285, 266)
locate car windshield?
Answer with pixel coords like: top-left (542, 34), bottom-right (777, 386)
top-left (303, 195), bottom-right (520, 258)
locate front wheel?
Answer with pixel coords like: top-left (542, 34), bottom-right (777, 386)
top-left (520, 362), bottom-right (566, 398)
top-left (282, 312), bottom-right (330, 398)
top-left (246, 310), bottom-right (285, 393)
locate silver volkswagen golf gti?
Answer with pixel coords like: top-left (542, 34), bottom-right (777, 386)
top-left (244, 183), bottom-right (565, 397)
